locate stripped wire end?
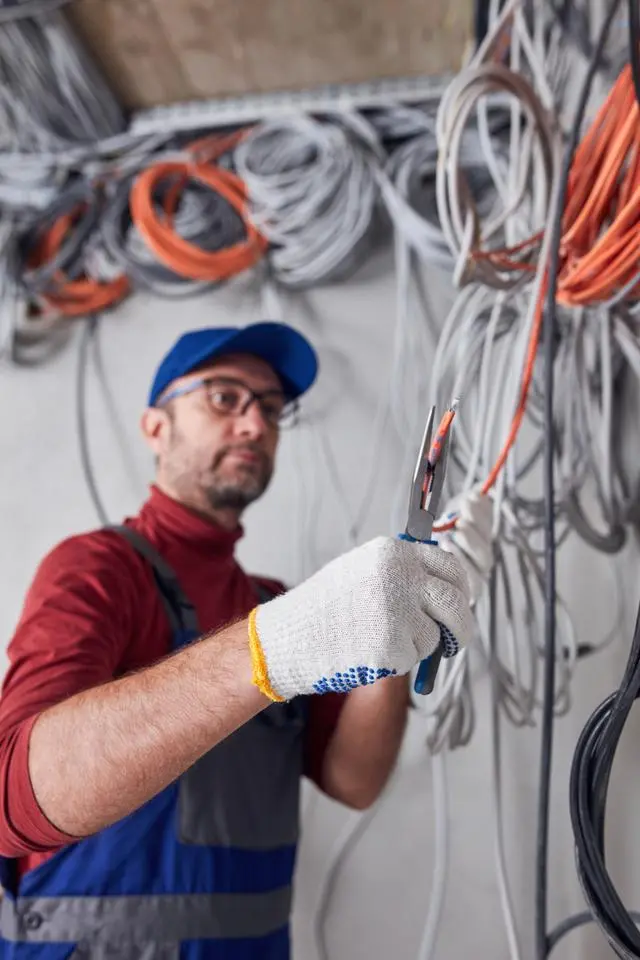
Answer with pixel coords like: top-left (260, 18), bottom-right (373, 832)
top-left (427, 402), bottom-right (459, 468)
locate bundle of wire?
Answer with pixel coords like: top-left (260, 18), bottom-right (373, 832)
top-left (126, 133), bottom-right (268, 285)
top-left (0, 10), bottom-right (124, 151)
top-left (3, 132), bottom-right (273, 359)
top-left (19, 179), bottom-right (129, 309)
top-left (568, 594), bottom-right (640, 960)
top-left (314, 4), bottom-right (640, 959)
top-left (234, 115), bottom-right (380, 287)
top-left (420, 2), bottom-right (640, 959)
top-left (101, 133), bottom-right (265, 296)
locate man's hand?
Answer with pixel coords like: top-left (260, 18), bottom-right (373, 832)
top-left (250, 536), bottom-right (473, 702)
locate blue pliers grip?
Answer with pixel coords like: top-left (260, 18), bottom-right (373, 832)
top-left (400, 406), bottom-right (452, 696)
top-left (398, 532), bottom-right (443, 694)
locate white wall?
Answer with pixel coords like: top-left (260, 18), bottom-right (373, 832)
top-left (1, 246), bottom-right (640, 960)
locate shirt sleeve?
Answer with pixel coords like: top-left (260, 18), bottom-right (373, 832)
top-left (0, 532), bottom-right (143, 857)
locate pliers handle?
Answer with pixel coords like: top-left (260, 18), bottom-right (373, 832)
top-left (400, 405), bottom-right (452, 696)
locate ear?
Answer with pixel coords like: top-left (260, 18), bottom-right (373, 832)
top-left (140, 406), bottom-right (171, 457)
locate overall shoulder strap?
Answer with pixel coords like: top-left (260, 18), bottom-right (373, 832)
top-left (106, 525), bottom-right (201, 636)
top-left (252, 580), bottom-right (280, 604)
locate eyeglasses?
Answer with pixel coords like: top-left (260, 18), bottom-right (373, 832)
top-left (158, 376), bottom-right (299, 428)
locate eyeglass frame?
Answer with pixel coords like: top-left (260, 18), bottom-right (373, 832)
top-left (155, 375), bottom-right (300, 428)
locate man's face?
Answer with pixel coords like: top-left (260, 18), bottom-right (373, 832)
top-left (145, 354), bottom-right (284, 515)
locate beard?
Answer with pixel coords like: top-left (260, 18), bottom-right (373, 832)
top-left (203, 443), bottom-right (273, 510)
top-left (162, 423), bottom-right (273, 514)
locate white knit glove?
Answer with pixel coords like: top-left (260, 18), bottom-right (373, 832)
top-left (248, 536), bottom-right (473, 701)
top-left (437, 487), bottom-right (494, 604)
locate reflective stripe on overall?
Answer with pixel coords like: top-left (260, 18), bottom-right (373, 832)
top-left (0, 526), bottom-right (307, 959)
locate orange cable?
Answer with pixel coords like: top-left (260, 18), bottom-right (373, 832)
top-left (128, 131), bottom-right (267, 283)
top-left (27, 205), bottom-right (129, 318)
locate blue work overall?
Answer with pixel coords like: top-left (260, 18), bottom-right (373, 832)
top-left (0, 526), bottom-right (307, 959)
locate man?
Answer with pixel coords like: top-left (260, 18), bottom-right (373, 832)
top-left (0, 321), bottom-right (492, 958)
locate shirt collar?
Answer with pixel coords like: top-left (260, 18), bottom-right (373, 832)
top-left (137, 485), bottom-right (244, 554)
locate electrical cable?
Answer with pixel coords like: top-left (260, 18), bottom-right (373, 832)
top-left (627, 0), bottom-right (640, 106)
top-left (101, 162), bottom-right (246, 299)
top-left (15, 177), bottom-right (130, 320)
top-left (567, 595), bottom-right (640, 958)
top-left (235, 116), bottom-right (380, 287)
top-left (0, 11), bottom-right (124, 151)
top-left (129, 133), bottom-right (267, 284)
top-left (312, 11), bottom-right (639, 946)
top-left (536, 2), bottom-right (623, 957)
top-left (76, 314), bottom-right (110, 525)
top-left (89, 315), bottom-right (146, 499)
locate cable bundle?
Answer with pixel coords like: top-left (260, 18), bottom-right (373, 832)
top-left (0, 10), bottom-right (124, 150)
top-left (393, 4), bottom-right (640, 960)
top-left (16, 178), bottom-right (129, 318)
top-left (435, 0), bottom-right (557, 288)
top-left (310, 8), bottom-right (640, 960)
top-left (4, 133), bottom-right (270, 354)
top-left (234, 115), bottom-right (380, 287)
top-left (101, 134), bottom-right (264, 297)
top-left (569, 595), bottom-right (640, 960)
top-left (129, 133), bottom-right (267, 285)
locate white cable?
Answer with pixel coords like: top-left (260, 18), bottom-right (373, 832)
top-left (416, 752), bottom-right (450, 960)
top-left (235, 115), bottom-right (380, 287)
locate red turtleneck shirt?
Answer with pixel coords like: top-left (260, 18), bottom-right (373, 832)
top-left (0, 487), bottom-right (345, 874)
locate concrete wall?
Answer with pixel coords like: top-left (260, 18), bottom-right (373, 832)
top-left (1, 246), bottom-right (639, 959)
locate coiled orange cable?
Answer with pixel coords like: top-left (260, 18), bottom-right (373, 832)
top-left (28, 206), bottom-right (129, 318)
top-left (128, 131), bottom-right (267, 283)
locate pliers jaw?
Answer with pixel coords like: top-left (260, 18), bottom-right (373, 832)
top-left (404, 406), bottom-right (450, 543)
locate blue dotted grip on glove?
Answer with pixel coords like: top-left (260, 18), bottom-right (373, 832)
top-left (313, 666), bottom-right (397, 695)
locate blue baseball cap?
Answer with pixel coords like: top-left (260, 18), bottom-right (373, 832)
top-left (148, 321), bottom-right (318, 407)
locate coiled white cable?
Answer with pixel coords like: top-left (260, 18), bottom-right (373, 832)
top-left (0, 11), bottom-right (124, 150)
top-left (235, 116), bottom-right (380, 287)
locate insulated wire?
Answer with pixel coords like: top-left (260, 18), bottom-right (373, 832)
top-left (537, 4), bottom-right (623, 956)
top-left (627, 0), bottom-right (640, 106)
top-left (487, 571), bottom-right (523, 960)
top-left (566, 592), bottom-right (640, 958)
top-left (90, 316), bottom-right (146, 498)
top-left (76, 315), bottom-right (110, 526)
top-left (0, 11), bottom-right (124, 150)
top-left (235, 116), bottom-right (380, 288)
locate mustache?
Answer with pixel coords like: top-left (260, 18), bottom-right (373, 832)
top-left (212, 443), bottom-right (269, 469)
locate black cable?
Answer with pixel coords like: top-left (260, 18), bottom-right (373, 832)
top-left (535, 2), bottom-right (624, 958)
top-left (628, 0), bottom-right (640, 106)
top-left (474, 0), bottom-right (492, 49)
top-left (76, 314), bottom-right (110, 525)
top-left (567, 598), bottom-right (640, 959)
top-left (548, 910), bottom-right (640, 955)
top-left (548, 1), bottom-right (614, 73)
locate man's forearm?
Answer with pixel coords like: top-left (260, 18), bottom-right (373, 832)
top-left (320, 674), bottom-right (409, 810)
top-left (28, 618), bottom-right (268, 840)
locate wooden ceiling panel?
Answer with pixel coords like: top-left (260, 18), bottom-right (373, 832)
top-left (68, 0), bottom-right (472, 110)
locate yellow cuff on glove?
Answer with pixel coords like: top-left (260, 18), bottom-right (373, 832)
top-left (248, 607), bottom-right (285, 702)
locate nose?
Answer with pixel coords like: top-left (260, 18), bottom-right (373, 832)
top-left (234, 399), bottom-right (270, 439)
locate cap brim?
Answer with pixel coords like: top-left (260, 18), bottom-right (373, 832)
top-left (184, 321), bottom-right (318, 400)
